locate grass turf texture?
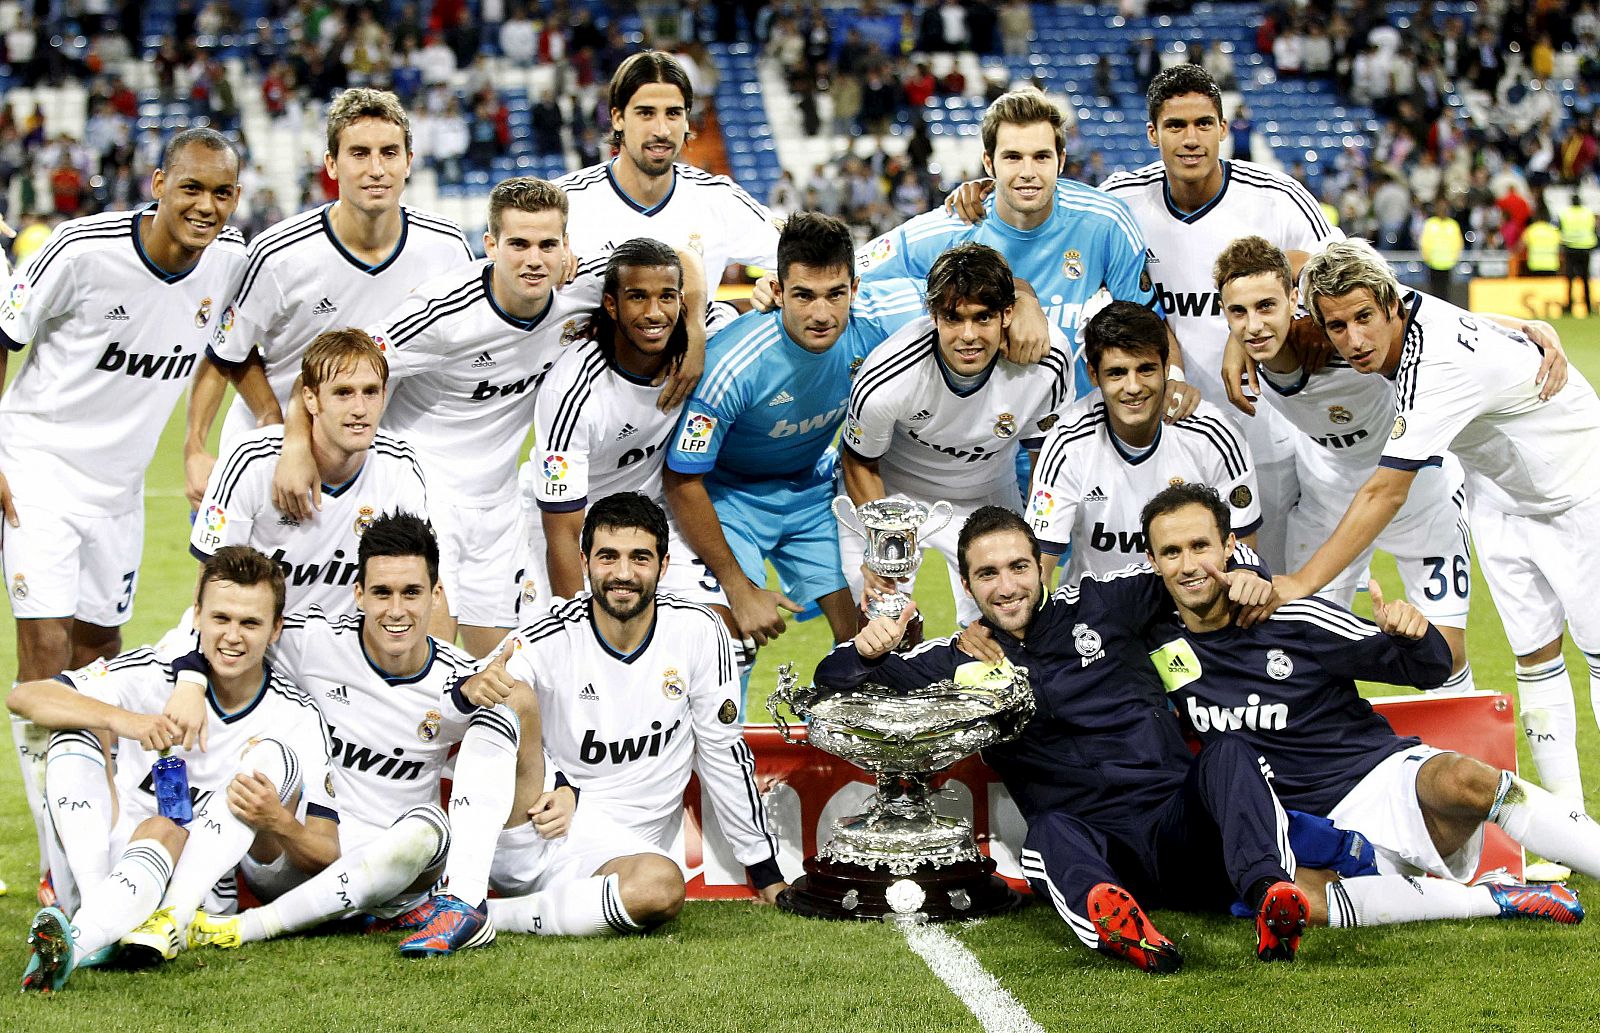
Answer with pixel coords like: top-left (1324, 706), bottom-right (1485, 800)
top-left (2, 318), bottom-right (1600, 1030)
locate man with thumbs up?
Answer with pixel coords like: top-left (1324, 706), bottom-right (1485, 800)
top-left (1142, 482), bottom-right (1598, 927)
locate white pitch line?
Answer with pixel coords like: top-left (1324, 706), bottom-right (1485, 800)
top-left (901, 923), bottom-right (1046, 1033)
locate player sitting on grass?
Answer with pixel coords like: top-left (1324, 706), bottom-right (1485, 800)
top-left (1143, 482), bottom-right (1593, 927)
top-left (13, 547), bottom-right (339, 991)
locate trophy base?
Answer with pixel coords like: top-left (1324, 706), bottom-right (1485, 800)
top-left (777, 853), bottom-right (1021, 923)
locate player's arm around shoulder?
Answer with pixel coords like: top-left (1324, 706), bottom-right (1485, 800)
top-left (8, 655), bottom-right (183, 752)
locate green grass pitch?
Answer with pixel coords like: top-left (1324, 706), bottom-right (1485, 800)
top-left (2, 319), bottom-right (1600, 1031)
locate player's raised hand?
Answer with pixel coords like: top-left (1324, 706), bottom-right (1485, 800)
top-left (0, 467), bottom-right (17, 528)
top-left (729, 585), bottom-right (803, 647)
top-left (1163, 377), bottom-right (1200, 423)
top-left (956, 619), bottom-right (1005, 663)
top-left (271, 442), bottom-right (321, 522)
top-left (854, 600), bottom-right (918, 660)
top-left (861, 565), bottom-right (907, 600)
top-left (1289, 314), bottom-right (1336, 374)
top-left (1369, 578), bottom-right (1429, 640)
top-left (1522, 320), bottom-right (1569, 400)
top-left (942, 177), bottom-right (994, 224)
top-left (1002, 294), bottom-right (1052, 366)
top-left (749, 276), bottom-right (778, 312)
top-left (529, 786), bottom-right (575, 839)
top-left (462, 648), bottom-right (522, 708)
top-left (1221, 336), bottom-right (1259, 416)
top-left (1201, 557), bottom-right (1273, 609)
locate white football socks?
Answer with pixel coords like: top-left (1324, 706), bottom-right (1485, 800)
top-left (1490, 773), bottom-right (1600, 880)
top-left (71, 840), bottom-right (175, 956)
top-left (1516, 657), bottom-right (1585, 804)
top-left (1325, 874), bottom-right (1498, 926)
top-left (1438, 662), bottom-right (1475, 693)
top-left (488, 872), bottom-right (642, 936)
top-left (237, 805), bottom-right (450, 943)
top-left (10, 707), bottom-right (51, 878)
top-left (442, 706), bottom-right (519, 907)
top-left (44, 730), bottom-right (115, 893)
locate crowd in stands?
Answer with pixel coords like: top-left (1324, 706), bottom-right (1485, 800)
top-left (2, 0), bottom-right (1600, 266)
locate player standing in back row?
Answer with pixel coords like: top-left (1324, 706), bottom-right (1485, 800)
top-left (187, 87), bottom-right (472, 510)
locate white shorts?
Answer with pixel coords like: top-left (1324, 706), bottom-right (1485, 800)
top-left (1289, 458), bottom-right (1471, 627)
top-left (433, 494), bottom-right (528, 629)
top-left (838, 481), bottom-right (1020, 627)
top-left (1325, 743), bottom-right (1483, 882)
top-left (489, 806), bottom-right (668, 895)
top-left (1, 499), bottom-right (143, 626)
top-left (1470, 489), bottom-right (1600, 655)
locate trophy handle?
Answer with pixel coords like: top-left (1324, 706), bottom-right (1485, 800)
top-left (766, 662), bottom-right (805, 744)
top-left (921, 499), bottom-right (954, 538)
top-left (832, 496), bottom-right (866, 540)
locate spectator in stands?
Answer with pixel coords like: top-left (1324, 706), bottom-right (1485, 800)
top-left (416, 32), bottom-right (457, 86)
top-left (1131, 35), bottom-right (1159, 93)
top-left (1273, 22), bottom-right (1304, 77)
top-left (1465, 24), bottom-right (1505, 93)
top-left (499, 3), bottom-right (537, 64)
top-left (1229, 102), bottom-right (1254, 161)
top-left (1095, 55), bottom-right (1114, 103)
top-left (1559, 122), bottom-right (1599, 184)
top-left (1202, 41), bottom-right (1238, 90)
top-left (859, 66), bottom-right (898, 138)
top-left (999, 0), bottom-right (1033, 60)
top-left (1371, 169), bottom-right (1414, 249)
top-left (1560, 195), bottom-right (1598, 315)
top-left (48, 151), bottom-right (85, 217)
top-left (1301, 24), bottom-right (1333, 78)
top-left (531, 91), bottom-right (564, 157)
top-left (1522, 202), bottom-right (1563, 275)
top-left (1410, 150), bottom-right (1443, 208)
top-left (905, 61), bottom-right (937, 109)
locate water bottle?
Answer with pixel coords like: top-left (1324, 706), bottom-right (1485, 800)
top-left (152, 753), bottom-right (193, 826)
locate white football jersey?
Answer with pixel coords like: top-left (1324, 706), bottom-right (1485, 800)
top-left (553, 161), bottom-right (779, 296)
top-left (270, 609), bottom-right (481, 845)
top-left (1258, 353), bottom-right (1395, 477)
top-left (62, 647), bottom-right (338, 824)
top-left (190, 426), bottom-right (430, 614)
top-left (1100, 159), bottom-right (1341, 403)
top-left (211, 203), bottom-right (473, 446)
top-left (531, 337), bottom-right (682, 512)
top-left (0, 209), bottom-right (247, 515)
top-left (1383, 290), bottom-right (1600, 516)
top-left (1029, 396), bottom-right (1261, 581)
top-left (374, 260), bottom-right (604, 504)
top-left (841, 317), bottom-right (1076, 502)
top-left (494, 594), bottom-right (777, 866)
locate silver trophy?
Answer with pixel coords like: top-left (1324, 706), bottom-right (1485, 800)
top-left (834, 496), bottom-right (952, 645)
top-left (768, 661), bottom-right (1034, 922)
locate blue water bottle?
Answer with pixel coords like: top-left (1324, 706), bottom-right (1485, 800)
top-left (153, 753), bottom-right (193, 826)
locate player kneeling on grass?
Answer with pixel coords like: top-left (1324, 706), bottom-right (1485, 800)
top-left (484, 491), bottom-right (789, 927)
top-left (12, 547), bottom-right (339, 992)
top-left (1143, 482), bottom-right (1592, 927)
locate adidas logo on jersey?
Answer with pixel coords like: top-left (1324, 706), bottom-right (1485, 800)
top-left (471, 351), bottom-right (496, 369)
top-left (104, 305), bottom-right (130, 321)
top-left (578, 684), bottom-right (599, 701)
top-left (278, 513), bottom-right (300, 527)
top-left (1083, 485), bottom-right (1109, 503)
top-left (768, 390), bottom-right (794, 406)
top-left (312, 297), bottom-right (338, 315)
top-left (616, 424), bottom-right (638, 441)
top-left (325, 685), bottom-right (351, 705)
top-left (909, 409), bottom-right (932, 422)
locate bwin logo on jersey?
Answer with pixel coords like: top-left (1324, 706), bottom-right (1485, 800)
top-left (1185, 693), bottom-right (1289, 733)
top-left (328, 728), bottom-right (426, 780)
top-left (1155, 284), bottom-right (1222, 319)
top-left (95, 342), bottom-right (197, 381)
top-left (772, 403), bottom-right (846, 438)
top-left (268, 547), bottom-right (359, 589)
top-left (580, 719), bottom-right (683, 765)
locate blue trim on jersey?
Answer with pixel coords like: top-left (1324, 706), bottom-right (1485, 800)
top-left (1386, 291), bottom-right (1425, 382)
top-left (1260, 363), bottom-right (1311, 396)
top-left (1163, 160), bottom-right (1232, 223)
top-left (130, 209), bottom-right (195, 283)
top-left (588, 598), bottom-right (657, 663)
top-left (320, 459), bottom-right (371, 500)
top-left (614, 362), bottom-right (655, 386)
top-left (483, 264), bottom-right (554, 331)
top-left (605, 160), bottom-right (676, 215)
top-left (933, 346), bottom-right (999, 397)
top-left (1107, 417), bottom-right (1163, 465)
top-left (307, 802), bottom-right (340, 822)
top-left (204, 343), bottom-right (250, 369)
top-left (211, 669), bottom-right (270, 724)
top-left (537, 496), bottom-right (588, 513)
top-left (1378, 455), bottom-right (1441, 471)
top-left (322, 204), bottom-right (409, 275)
top-left (1, 327), bottom-right (23, 351)
top-left (359, 623), bottom-right (440, 684)
top-left (189, 543), bottom-right (212, 562)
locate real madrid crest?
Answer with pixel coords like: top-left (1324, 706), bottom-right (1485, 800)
top-left (662, 667), bottom-right (685, 700)
top-left (1266, 649), bottom-right (1294, 681)
top-left (194, 296), bottom-right (212, 327)
top-left (1062, 249), bottom-right (1084, 281)
top-left (993, 412), bottom-right (1017, 439)
top-left (418, 709), bottom-right (442, 742)
top-left (521, 579), bottom-right (539, 607)
top-left (1328, 405), bottom-right (1353, 426)
top-left (1072, 622), bottom-right (1102, 658)
top-left (353, 505), bottom-right (376, 536)
top-left (686, 232), bottom-right (704, 255)
top-left (325, 772), bottom-right (336, 798)
top-left (850, 356), bottom-right (865, 377)
top-left (11, 573), bottom-right (26, 600)
top-left (560, 318), bottom-right (585, 346)
top-left (1169, 476), bottom-right (1186, 487)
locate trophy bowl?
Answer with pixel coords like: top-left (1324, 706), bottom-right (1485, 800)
top-left (769, 661), bottom-right (1034, 922)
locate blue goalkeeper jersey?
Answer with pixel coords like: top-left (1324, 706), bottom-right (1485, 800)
top-left (857, 180), bottom-right (1158, 396)
top-left (666, 280), bottom-right (925, 484)
top-left (1146, 597), bottom-right (1452, 815)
